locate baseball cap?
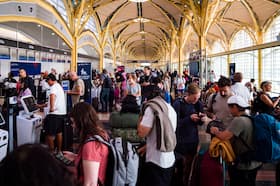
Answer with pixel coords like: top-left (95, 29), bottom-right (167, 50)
top-left (227, 95), bottom-right (250, 108)
top-left (46, 73), bottom-right (56, 81)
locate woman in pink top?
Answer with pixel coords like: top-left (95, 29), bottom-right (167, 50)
top-left (64, 102), bottom-right (109, 186)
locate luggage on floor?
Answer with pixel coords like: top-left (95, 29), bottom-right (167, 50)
top-left (188, 152), bottom-right (204, 186)
top-left (111, 128), bottom-right (144, 143)
top-left (199, 151), bottom-right (225, 186)
top-left (109, 112), bottom-right (139, 128)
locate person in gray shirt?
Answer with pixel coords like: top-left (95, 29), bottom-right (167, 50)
top-left (206, 76), bottom-right (234, 127)
top-left (210, 95), bottom-right (262, 186)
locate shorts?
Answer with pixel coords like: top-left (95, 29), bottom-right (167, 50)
top-left (44, 114), bottom-right (65, 136)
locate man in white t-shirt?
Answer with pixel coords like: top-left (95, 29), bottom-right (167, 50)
top-left (43, 73), bottom-right (66, 154)
top-left (138, 85), bottom-right (177, 186)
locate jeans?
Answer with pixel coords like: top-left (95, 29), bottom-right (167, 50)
top-left (101, 88), bottom-right (110, 112)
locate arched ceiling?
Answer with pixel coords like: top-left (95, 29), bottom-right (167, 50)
top-left (93, 0), bottom-right (185, 61)
top-left (0, 0), bottom-right (280, 64)
top-left (90, 0), bottom-right (280, 62)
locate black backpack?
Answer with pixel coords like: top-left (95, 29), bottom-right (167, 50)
top-left (251, 92), bottom-right (265, 115)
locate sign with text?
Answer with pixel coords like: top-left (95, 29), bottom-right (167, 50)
top-left (77, 63), bottom-right (92, 103)
top-left (11, 62), bottom-right (41, 76)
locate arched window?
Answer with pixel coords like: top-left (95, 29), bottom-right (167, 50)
top-left (230, 30), bottom-right (257, 83)
top-left (209, 41), bottom-right (226, 80)
top-left (264, 16), bottom-right (280, 43)
top-left (231, 30), bottom-right (254, 50)
top-left (210, 56), bottom-right (228, 80)
top-left (210, 41), bottom-right (225, 54)
top-left (263, 16), bottom-right (280, 94)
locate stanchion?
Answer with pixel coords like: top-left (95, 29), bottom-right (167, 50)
top-left (7, 96), bottom-right (17, 152)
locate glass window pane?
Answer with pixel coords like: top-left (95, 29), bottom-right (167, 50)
top-left (262, 46), bottom-right (280, 94)
top-left (231, 30), bottom-right (254, 50)
top-left (264, 16), bottom-right (280, 43)
top-left (210, 55), bottom-right (228, 79)
top-left (230, 51), bottom-right (258, 85)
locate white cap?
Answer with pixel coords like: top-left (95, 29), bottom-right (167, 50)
top-left (227, 95), bottom-right (250, 108)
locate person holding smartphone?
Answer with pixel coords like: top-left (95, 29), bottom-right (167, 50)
top-left (172, 83), bottom-right (205, 186)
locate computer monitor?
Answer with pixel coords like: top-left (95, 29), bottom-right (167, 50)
top-left (20, 95), bottom-right (39, 115)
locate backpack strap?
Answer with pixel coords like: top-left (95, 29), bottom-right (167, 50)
top-left (208, 93), bottom-right (217, 113)
top-left (85, 135), bottom-right (110, 146)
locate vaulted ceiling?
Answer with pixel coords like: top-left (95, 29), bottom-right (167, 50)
top-left (90, 0), bottom-right (280, 61)
top-left (0, 0), bottom-right (280, 64)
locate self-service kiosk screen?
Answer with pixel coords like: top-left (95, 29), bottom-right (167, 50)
top-left (21, 96), bottom-right (39, 114)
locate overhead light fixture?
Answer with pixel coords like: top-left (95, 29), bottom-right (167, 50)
top-left (139, 31), bottom-right (146, 34)
top-left (51, 32), bottom-right (55, 36)
top-left (37, 24), bottom-right (41, 27)
top-left (133, 17), bottom-right (150, 23)
top-left (129, 0), bottom-right (148, 2)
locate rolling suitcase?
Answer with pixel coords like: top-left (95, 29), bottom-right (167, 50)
top-left (199, 150), bottom-right (226, 186)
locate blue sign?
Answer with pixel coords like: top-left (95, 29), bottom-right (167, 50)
top-left (77, 63), bottom-right (91, 80)
top-left (61, 80), bottom-right (70, 91)
top-left (77, 63), bottom-right (92, 103)
top-left (11, 62), bottom-right (41, 76)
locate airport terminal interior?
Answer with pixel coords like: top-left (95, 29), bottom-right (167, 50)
top-left (0, 0), bottom-right (280, 185)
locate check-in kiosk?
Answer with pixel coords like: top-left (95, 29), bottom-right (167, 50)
top-left (0, 113), bottom-right (8, 161)
top-left (16, 95), bottom-right (42, 146)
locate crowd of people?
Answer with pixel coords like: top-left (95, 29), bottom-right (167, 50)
top-left (0, 66), bottom-right (279, 186)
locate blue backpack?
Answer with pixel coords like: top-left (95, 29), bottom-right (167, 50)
top-left (241, 114), bottom-right (280, 163)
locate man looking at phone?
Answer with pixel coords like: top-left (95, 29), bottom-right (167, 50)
top-left (172, 83), bottom-right (205, 186)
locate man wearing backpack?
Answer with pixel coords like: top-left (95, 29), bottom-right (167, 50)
top-left (206, 76), bottom-right (234, 127)
top-left (210, 95), bottom-right (262, 186)
top-left (100, 69), bottom-right (113, 112)
top-left (137, 85), bottom-right (177, 186)
top-left (172, 83), bottom-right (204, 186)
